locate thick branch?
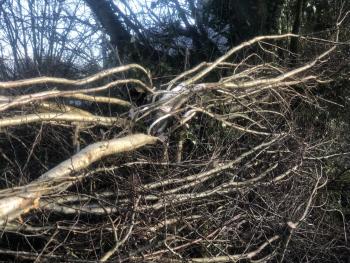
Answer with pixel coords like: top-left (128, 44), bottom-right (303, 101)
top-left (0, 134), bottom-right (158, 224)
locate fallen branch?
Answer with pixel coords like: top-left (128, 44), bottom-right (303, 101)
top-left (0, 134), bottom-right (157, 224)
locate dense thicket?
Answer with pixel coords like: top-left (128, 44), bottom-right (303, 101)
top-left (0, 1), bottom-right (349, 262)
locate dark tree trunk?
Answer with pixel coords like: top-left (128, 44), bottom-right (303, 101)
top-left (85, 0), bottom-right (131, 59)
top-left (290, 0), bottom-right (305, 54)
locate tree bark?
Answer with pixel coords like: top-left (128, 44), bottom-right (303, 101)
top-left (290, 0), bottom-right (305, 54)
top-left (85, 0), bottom-right (131, 57)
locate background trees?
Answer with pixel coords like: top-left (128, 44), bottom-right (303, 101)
top-left (0, 0), bottom-right (349, 262)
